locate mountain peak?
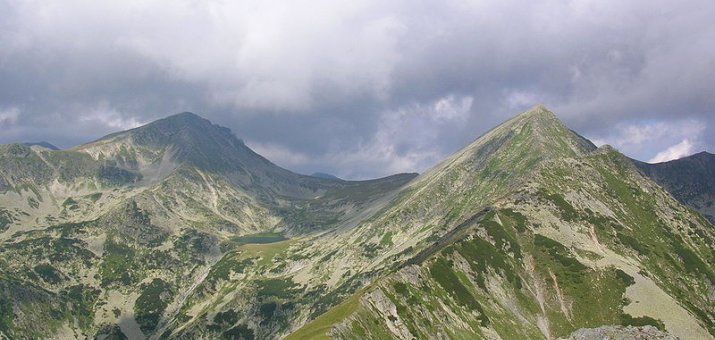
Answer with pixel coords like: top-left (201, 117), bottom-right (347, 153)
top-left (691, 150), bottom-right (714, 159)
top-left (22, 141), bottom-right (59, 150)
top-left (482, 105), bottom-right (596, 158)
top-left (156, 111), bottom-right (209, 125)
top-left (74, 112), bottom-right (255, 174)
top-left (136, 111), bottom-right (216, 136)
top-left (518, 104), bottom-right (554, 118)
top-left (415, 106), bottom-right (597, 200)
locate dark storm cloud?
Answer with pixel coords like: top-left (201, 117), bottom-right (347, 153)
top-left (1, 0), bottom-right (713, 178)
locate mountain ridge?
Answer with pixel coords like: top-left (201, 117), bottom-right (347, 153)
top-left (634, 151), bottom-right (715, 224)
top-left (0, 106), bottom-right (713, 340)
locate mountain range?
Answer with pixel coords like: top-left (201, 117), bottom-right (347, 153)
top-left (0, 106), bottom-right (713, 340)
top-left (634, 152), bottom-right (715, 225)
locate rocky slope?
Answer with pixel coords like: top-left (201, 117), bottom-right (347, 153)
top-left (287, 106), bottom-right (715, 340)
top-left (0, 106), bottom-right (713, 340)
top-left (634, 152), bottom-right (715, 224)
top-left (0, 112), bottom-right (415, 339)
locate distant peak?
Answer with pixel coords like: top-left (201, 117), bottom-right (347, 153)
top-left (311, 172), bottom-right (342, 180)
top-left (157, 112), bottom-right (209, 124)
top-left (23, 141), bottom-right (59, 150)
top-left (596, 144), bottom-right (618, 153)
top-left (169, 111), bottom-right (202, 119)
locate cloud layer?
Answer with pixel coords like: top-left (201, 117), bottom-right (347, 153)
top-left (1, 0), bottom-right (713, 178)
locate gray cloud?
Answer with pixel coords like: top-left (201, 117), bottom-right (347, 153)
top-left (1, 0), bottom-right (713, 178)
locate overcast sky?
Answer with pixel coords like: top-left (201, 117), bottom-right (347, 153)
top-left (1, 0), bottom-right (713, 179)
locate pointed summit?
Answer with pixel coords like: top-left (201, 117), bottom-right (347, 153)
top-left (515, 104), bottom-right (555, 119)
top-left (402, 106), bottom-right (599, 226)
top-left (435, 105), bottom-right (596, 173)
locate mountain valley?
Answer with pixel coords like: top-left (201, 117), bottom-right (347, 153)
top-left (0, 106), bottom-right (713, 340)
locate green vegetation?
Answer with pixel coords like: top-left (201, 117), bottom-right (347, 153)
top-left (670, 236), bottom-right (715, 282)
top-left (65, 284), bottom-right (100, 329)
top-left (616, 232), bottom-right (649, 255)
top-left (62, 197), bottom-right (79, 210)
top-left (260, 302), bottom-right (278, 321)
top-left (379, 231), bottom-right (394, 246)
top-left (205, 254), bottom-right (253, 287)
top-left (0, 209), bottom-right (14, 232)
top-left (223, 324), bottom-right (254, 340)
top-left (33, 264), bottom-right (63, 284)
top-left (536, 190), bottom-right (578, 221)
top-left (0, 296), bottom-right (14, 335)
top-left (482, 218), bottom-right (522, 257)
top-left (620, 313), bottom-right (665, 330)
top-left (256, 278), bottom-right (298, 299)
top-left (500, 208), bottom-right (528, 232)
top-left (134, 278), bottom-right (172, 333)
top-left (456, 237), bottom-right (519, 289)
top-left (213, 309), bottom-right (238, 325)
top-left (99, 237), bottom-right (136, 286)
top-left (534, 234), bottom-right (587, 276)
top-left (429, 258), bottom-right (489, 326)
top-left (615, 269), bottom-right (635, 286)
top-left (285, 291), bottom-right (363, 340)
top-left (87, 192), bottom-right (102, 202)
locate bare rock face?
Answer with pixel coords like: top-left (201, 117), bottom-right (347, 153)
top-left (564, 325), bottom-right (677, 340)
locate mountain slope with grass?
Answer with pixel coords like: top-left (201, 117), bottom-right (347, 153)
top-left (0, 107), bottom-right (713, 339)
top-left (288, 106), bottom-right (715, 340)
top-left (0, 113), bottom-right (415, 339)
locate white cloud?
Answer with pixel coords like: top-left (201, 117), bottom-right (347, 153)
top-left (587, 119), bottom-right (705, 162)
top-left (79, 102), bottom-right (143, 130)
top-left (72, 0), bottom-right (406, 112)
top-left (649, 139), bottom-right (696, 163)
top-left (246, 142), bottom-right (310, 168)
top-left (1, 0), bottom-right (714, 177)
top-left (326, 95), bottom-right (473, 178)
top-left (0, 107), bottom-right (19, 126)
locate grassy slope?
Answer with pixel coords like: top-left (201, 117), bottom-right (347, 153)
top-left (289, 147), bottom-right (715, 339)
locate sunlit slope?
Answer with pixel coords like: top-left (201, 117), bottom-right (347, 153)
top-left (288, 110), bottom-right (715, 339)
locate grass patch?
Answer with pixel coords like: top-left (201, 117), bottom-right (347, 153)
top-left (223, 324), bottom-right (254, 340)
top-left (500, 208), bottom-right (528, 232)
top-left (429, 258), bottom-right (489, 326)
top-left (536, 190), bottom-right (578, 221)
top-left (205, 254), bottom-right (253, 287)
top-left (620, 313), bottom-right (665, 331)
top-left (33, 264), bottom-right (63, 284)
top-left (285, 290), bottom-right (363, 340)
top-left (65, 284), bottom-right (100, 329)
top-left (236, 239), bottom-right (294, 267)
top-left (615, 269), bottom-right (635, 286)
top-left (0, 209), bottom-right (14, 232)
top-left (134, 278), bottom-right (172, 333)
top-left (456, 237), bottom-right (520, 290)
top-left (380, 232), bottom-right (394, 247)
top-left (534, 234), bottom-right (587, 278)
top-left (99, 237), bottom-right (136, 286)
top-left (670, 236), bottom-right (715, 282)
top-left (256, 278), bottom-right (298, 299)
